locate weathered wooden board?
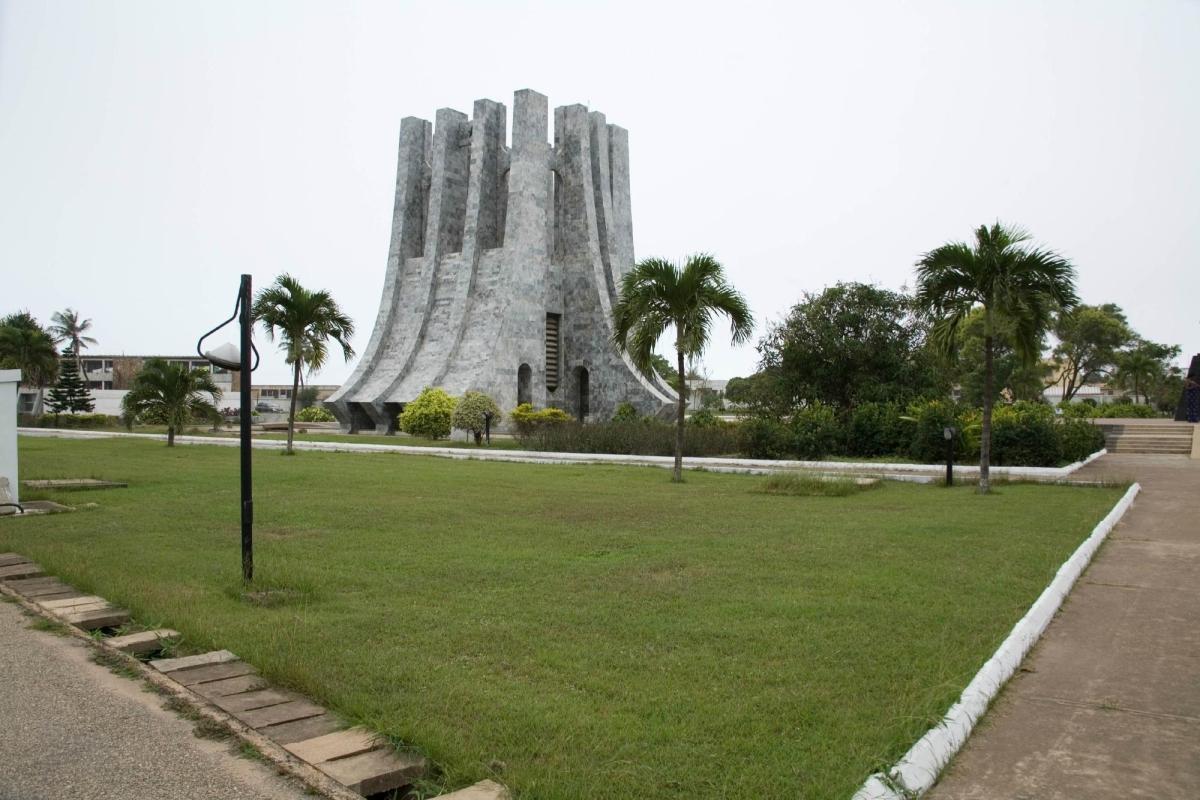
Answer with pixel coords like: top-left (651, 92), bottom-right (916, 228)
top-left (171, 661), bottom-right (257, 687)
top-left (236, 700), bottom-right (326, 729)
top-left (0, 563), bottom-right (44, 580)
top-left (105, 629), bottom-right (180, 655)
top-left (256, 713), bottom-right (341, 745)
top-left (151, 650), bottom-right (237, 673)
top-left (430, 780), bottom-right (512, 800)
top-left (284, 727), bottom-right (380, 764)
top-left (189, 672), bottom-right (269, 698)
top-left (61, 607), bottom-right (130, 630)
top-left (317, 748), bottom-right (427, 796)
top-left (210, 689), bottom-right (298, 714)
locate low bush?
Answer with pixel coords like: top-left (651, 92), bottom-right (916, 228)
top-left (990, 402), bottom-right (1061, 466)
top-left (295, 406), bottom-right (335, 423)
top-left (612, 402), bottom-right (640, 423)
top-left (790, 403), bottom-right (842, 460)
top-left (845, 402), bottom-right (909, 457)
top-left (1059, 418), bottom-right (1106, 463)
top-left (31, 413), bottom-right (121, 429)
top-left (398, 387), bottom-right (457, 439)
top-left (518, 419), bottom-right (740, 457)
top-left (687, 409), bottom-right (720, 428)
top-left (738, 417), bottom-right (792, 459)
top-left (907, 400), bottom-right (975, 463)
top-left (1058, 402), bottom-right (1096, 419)
top-left (1095, 402), bottom-right (1158, 419)
top-left (510, 404), bottom-right (573, 437)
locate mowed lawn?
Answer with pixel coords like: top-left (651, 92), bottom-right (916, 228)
top-left (3, 437), bottom-right (1122, 799)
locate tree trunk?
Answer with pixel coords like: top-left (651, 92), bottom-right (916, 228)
top-left (167, 425), bottom-right (175, 447)
top-left (674, 346), bottom-right (686, 483)
top-left (980, 310), bottom-right (994, 495)
top-left (286, 360), bottom-right (301, 455)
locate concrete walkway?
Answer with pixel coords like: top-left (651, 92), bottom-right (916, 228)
top-left (929, 454), bottom-right (1200, 799)
top-left (0, 601), bottom-right (309, 800)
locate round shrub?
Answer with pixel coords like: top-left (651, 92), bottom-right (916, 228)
top-left (790, 403), bottom-right (842, 459)
top-left (1058, 401), bottom-right (1096, 419)
top-left (990, 402), bottom-right (1062, 466)
top-left (739, 417), bottom-right (791, 459)
top-left (846, 402), bottom-right (908, 457)
top-left (907, 400), bottom-right (973, 463)
top-left (510, 403), bottom-right (572, 437)
top-left (687, 409), bottom-right (720, 428)
top-left (398, 387), bottom-right (457, 439)
top-left (295, 405), bottom-right (335, 422)
top-left (1095, 402), bottom-right (1157, 419)
top-left (1059, 418), bottom-right (1106, 463)
top-left (452, 391), bottom-right (501, 444)
top-left (611, 402), bottom-right (639, 423)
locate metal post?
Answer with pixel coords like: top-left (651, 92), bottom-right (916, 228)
top-left (944, 428), bottom-right (954, 488)
top-left (484, 412), bottom-right (492, 446)
top-left (239, 274), bottom-right (254, 582)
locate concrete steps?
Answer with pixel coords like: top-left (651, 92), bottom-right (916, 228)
top-left (1095, 421), bottom-right (1195, 455)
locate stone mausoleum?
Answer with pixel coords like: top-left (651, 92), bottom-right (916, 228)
top-left (326, 89), bottom-right (676, 433)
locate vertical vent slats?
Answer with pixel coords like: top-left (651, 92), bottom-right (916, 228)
top-left (545, 313), bottom-right (560, 391)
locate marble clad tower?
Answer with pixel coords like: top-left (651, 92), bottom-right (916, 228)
top-left (326, 89), bottom-right (676, 433)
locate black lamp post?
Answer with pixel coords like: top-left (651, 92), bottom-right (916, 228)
top-left (943, 425), bottom-right (956, 487)
top-left (197, 275), bottom-right (259, 582)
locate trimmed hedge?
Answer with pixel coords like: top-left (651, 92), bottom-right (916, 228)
top-left (516, 418), bottom-right (740, 457)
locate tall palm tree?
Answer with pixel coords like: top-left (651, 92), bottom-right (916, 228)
top-left (252, 274), bottom-right (355, 454)
top-left (1112, 345), bottom-right (1161, 405)
top-left (48, 308), bottom-right (98, 379)
top-left (121, 358), bottom-right (222, 446)
top-left (915, 223), bottom-right (1078, 493)
top-left (0, 316), bottom-right (59, 415)
top-left (613, 254), bottom-right (754, 482)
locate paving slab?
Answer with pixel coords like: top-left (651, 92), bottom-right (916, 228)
top-left (152, 650), bottom-right (238, 673)
top-left (283, 728), bottom-right (381, 764)
top-left (61, 607), bottom-right (130, 630)
top-left (105, 629), bottom-right (180, 655)
top-left (257, 714), bottom-right (342, 746)
top-left (39, 595), bottom-right (108, 610)
top-left (236, 700), bottom-right (326, 730)
top-left (190, 673), bottom-right (270, 698)
top-left (20, 585), bottom-right (85, 600)
top-left (929, 454), bottom-right (1200, 799)
top-left (432, 780), bottom-right (512, 800)
top-left (0, 562), bottom-right (44, 580)
top-left (211, 689), bottom-right (299, 714)
top-left (173, 661), bottom-right (257, 687)
top-left (316, 747), bottom-right (426, 796)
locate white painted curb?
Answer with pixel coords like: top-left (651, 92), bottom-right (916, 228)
top-left (17, 428), bottom-right (1106, 482)
top-left (851, 481), bottom-right (1141, 800)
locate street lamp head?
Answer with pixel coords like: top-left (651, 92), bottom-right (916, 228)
top-left (943, 426), bottom-right (955, 441)
top-left (204, 342), bottom-right (242, 372)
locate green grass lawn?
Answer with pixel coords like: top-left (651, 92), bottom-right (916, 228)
top-left (2, 437), bottom-right (1122, 799)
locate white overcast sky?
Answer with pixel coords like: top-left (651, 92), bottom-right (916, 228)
top-left (1, 0), bottom-right (1197, 385)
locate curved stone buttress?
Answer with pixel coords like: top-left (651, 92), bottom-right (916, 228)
top-left (326, 89), bottom-right (675, 433)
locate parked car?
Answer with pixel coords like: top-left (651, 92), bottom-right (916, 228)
top-left (255, 401), bottom-right (283, 413)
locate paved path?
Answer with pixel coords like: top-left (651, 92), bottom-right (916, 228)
top-left (0, 601), bottom-right (309, 800)
top-left (929, 454), bottom-right (1200, 799)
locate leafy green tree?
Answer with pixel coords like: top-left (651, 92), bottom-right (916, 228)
top-left (612, 253), bottom-right (754, 482)
top-left (45, 347), bottom-right (94, 417)
top-left (756, 282), bottom-right (948, 412)
top-left (0, 312), bottom-right (59, 415)
top-left (915, 223), bottom-right (1077, 493)
top-left (398, 387), bottom-right (457, 439)
top-left (1050, 304), bottom-right (1133, 401)
top-left (645, 353), bottom-right (680, 392)
top-left (296, 386), bottom-right (320, 409)
top-left (120, 358), bottom-right (221, 445)
top-left (48, 308), bottom-right (98, 378)
top-left (452, 391), bottom-right (501, 445)
top-left (253, 274), bottom-right (355, 455)
top-left (953, 309), bottom-right (1051, 405)
top-left (1112, 339), bottom-right (1181, 405)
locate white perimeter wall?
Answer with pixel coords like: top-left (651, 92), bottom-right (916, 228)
top-left (1, 369), bottom-right (20, 503)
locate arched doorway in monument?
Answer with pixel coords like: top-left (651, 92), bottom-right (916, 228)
top-left (517, 363), bottom-right (532, 406)
top-left (574, 366), bottom-right (589, 422)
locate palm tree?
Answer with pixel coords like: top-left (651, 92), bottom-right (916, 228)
top-left (915, 223), bottom-right (1078, 493)
top-left (121, 358), bottom-right (222, 446)
top-left (48, 308), bottom-right (98, 379)
top-left (252, 274), bottom-right (355, 454)
top-left (1112, 345), bottom-right (1161, 405)
top-left (612, 254), bottom-right (754, 482)
top-left (0, 315), bottom-right (59, 415)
